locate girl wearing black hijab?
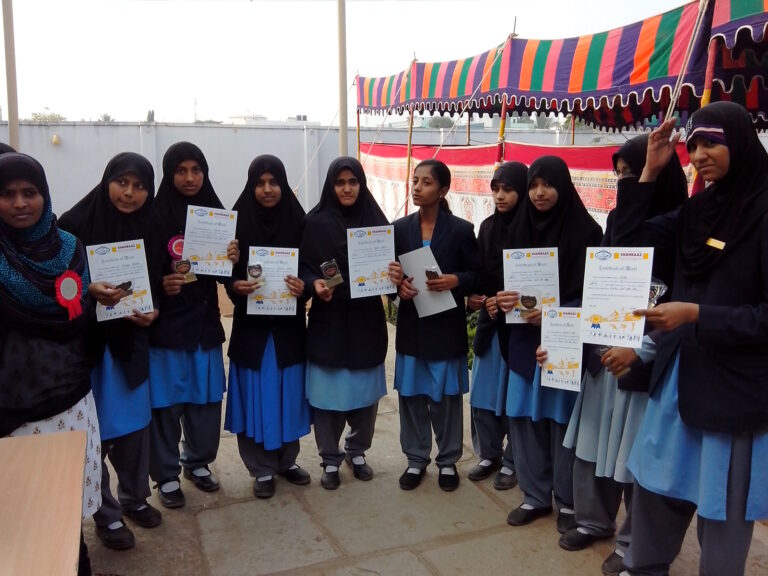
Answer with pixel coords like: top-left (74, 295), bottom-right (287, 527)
top-left (499, 156), bottom-right (602, 531)
top-left (466, 162), bottom-right (527, 490)
top-left (224, 155), bottom-right (312, 499)
top-left (0, 153), bottom-right (99, 575)
top-left (60, 153), bottom-right (162, 550)
top-left (147, 142), bottom-right (239, 508)
top-left (551, 137), bottom-right (688, 571)
top-left (392, 159), bottom-right (481, 493)
top-left (611, 102), bottom-right (768, 576)
top-left (300, 157), bottom-right (395, 490)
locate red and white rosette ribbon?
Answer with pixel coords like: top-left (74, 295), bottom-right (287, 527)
top-left (55, 270), bottom-right (83, 320)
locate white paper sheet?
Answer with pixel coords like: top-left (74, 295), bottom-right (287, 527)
top-left (581, 247), bottom-right (654, 347)
top-left (540, 307), bottom-right (583, 392)
top-left (398, 246), bottom-right (456, 318)
top-left (347, 225), bottom-right (396, 299)
top-left (246, 246), bottom-right (299, 316)
top-left (86, 239), bottom-right (154, 322)
top-left (502, 247), bottom-right (559, 324)
top-left (182, 205), bottom-right (238, 277)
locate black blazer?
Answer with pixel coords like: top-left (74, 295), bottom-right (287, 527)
top-left (393, 209), bottom-right (481, 361)
top-left (299, 212), bottom-right (388, 370)
top-left (613, 179), bottom-right (768, 434)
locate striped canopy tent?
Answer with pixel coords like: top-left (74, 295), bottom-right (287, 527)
top-left (356, 0), bottom-right (768, 130)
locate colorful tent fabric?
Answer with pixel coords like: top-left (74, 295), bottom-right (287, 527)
top-left (357, 0), bottom-right (768, 129)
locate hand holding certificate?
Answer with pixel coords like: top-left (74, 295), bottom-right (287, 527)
top-left (398, 246), bottom-right (456, 318)
top-left (245, 246), bottom-right (299, 316)
top-left (502, 248), bottom-right (559, 324)
top-left (581, 247), bottom-right (654, 347)
top-left (86, 239), bottom-right (154, 322)
top-left (347, 225), bottom-right (396, 299)
top-left (182, 205), bottom-right (238, 277)
top-left (540, 308), bottom-right (583, 391)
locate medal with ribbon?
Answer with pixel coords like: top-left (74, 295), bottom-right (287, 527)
top-left (55, 270), bottom-right (84, 320)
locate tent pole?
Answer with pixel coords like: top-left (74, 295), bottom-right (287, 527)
top-left (337, 0), bottom-right (348, 155)
top-left (571, 113), bottom-right (575, 145)
top-left (495, 99), bottom-right (508, 167)
top-left (405, 106), bottom-right (415, 216)
top-left (356, 108), bottom-right (361, 160)
top-left (2, 0), bottom-right (19, 150)
top-left (701, 36), bottom-right (718, 109)
top-left (466, 108), bottom-right (470, 145)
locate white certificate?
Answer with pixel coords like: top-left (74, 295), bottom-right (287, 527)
top-left (246, 246), bottom-right (299, 316)
top-left (581, 247), bottom-right (654, 347)
top-left (347, 225), bottom-right (396, 299)
top-left (86, 239), bottom-right (154, 322)
top-left (502, 247), bottom-right (560, 324)
top-left (398, 246), bottom-right (456, 318)
top-left (540, 307), bottom-right (583, 392)
top-left (182, 205), bottom-right (238, 277)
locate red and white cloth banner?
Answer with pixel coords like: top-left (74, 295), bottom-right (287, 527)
top-left (361, 141), bottom-right (693, 231)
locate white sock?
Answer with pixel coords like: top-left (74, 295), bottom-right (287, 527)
top-left (192, 467), bottom-right (211, 477)
top-left (520, 503), bottom-right (535, 510)
top-left (500, 466), bottom-right (514, 475)
top-left (407, 467), bottom-right (421, 475)
top-left (615, 549), bottom-right (625, 558)
top-left (161, 480), bottom-right (180, 492)
top-left (477, 458), bottom-right (493, 467)
top-left (257, 475), bottom-right (272, 482)
top-left (351, 455), bottom-right (365, 465)
top-left (559, 507), bottom-right (575, 515)
top-left (440, 467), bottom-right (456, 476)
top-left (576, 527), bottom-right (590, 534)
top-left (134, 504), bottom-right (148, 511)
top-left (288, 464), bottom-right (299, 470)
top-left (325, 465), bottom-right (338, 473)
top-left (107, 521), bottom-right (124, 530)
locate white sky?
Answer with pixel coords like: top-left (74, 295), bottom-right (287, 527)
top-left (1, 0), bottom-right (688, 124)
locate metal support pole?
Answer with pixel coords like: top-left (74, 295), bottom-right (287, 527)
top-left (337, 0), bottom-right (348, 156)
top-left (3, 0), bottom-right (19, 150)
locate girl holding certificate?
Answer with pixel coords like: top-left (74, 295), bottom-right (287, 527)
top-left (0, 153), bottom-right (100, 575)
top-left (498, 156), bottom-right (602, 530)
top-left (392, 159), bottom-right (481, 492)
top-left (612, 102), bottom-right (768, 576)
top-left (552, 137), bottom-right (687, 573)
top-left (60, 153), bottom-right (162, 550)
top-left (148, 142), bottom-right (239, 508)
top-left (300, 157), bottom-right (393, 490)
top-left (466, 162), bottom-right (527, 490)
top-left (225, 155), bottom-right (312, 499)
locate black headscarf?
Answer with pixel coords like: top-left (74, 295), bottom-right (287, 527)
top-left (504, 155), bottom-right (602, 379)
top-left (0, 142), bottom-right (17, 154)
top-left (479, 162), bottom-right (527, 295)
top-left (232, 155), bottom-right (306, 280)
top-left (679, 101), bottom-right (768, 277)
top-left (59, 153), bottom-right (155, 388)
top-left (0, 153), bottom-right (90, 339)
top-left (150, 142), bottom-right (223, 261)
top-left (302, 156), bottom-right (388, 284)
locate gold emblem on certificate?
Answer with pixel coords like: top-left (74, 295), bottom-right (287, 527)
top-left (169, 235), bottom-right (197, 284)
top-left (321, 259), bottom-right (344, 288)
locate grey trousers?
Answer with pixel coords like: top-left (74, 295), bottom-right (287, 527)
top-left (399, 394), bottom-right (463, 469)
top-left (313, 403), bottom-right (378, 467)
top-left (149, 402), bottom-right (222, 483)
top-left (94, 426), bottom-right (152, 527)
top-left (236, 434), bottom-right (300, 478)
top-left (509, 416), bottom-right (574, 510)
top-left (573, 457), bottom-right (633, 549)
top-left (471, 406), bottom-right (515, 470)
top-left (625, 435), bottom-right (755, 576)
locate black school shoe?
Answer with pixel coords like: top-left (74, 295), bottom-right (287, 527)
top-left (156, 479), bottom-right (186, 509)
top-left (280, 466), bottom-right (311, 485)
top-left (558, 528), bottom-right (608, 551)
top-left (556, 510), bottom-right (578, 533)
top-left (123, 503), bottom-right (163, 528)
top-left (467, 459), bottom-right (501, 481)
top-left (438, 466), bottom-right (460, 492)
top-left (253, 478), bottom-right (276, 499)
top-left (493, 470), bottom-right (518, 491)
top-left (95, 522), bottom-right (135, 550)
top-left (345, 456), bottom-right (374, 481)
top-left (183, 466), bottom-right (220, 492)
top-left (506, 504), bottom-right (553, 526)
top-left (601, 551), bottom-right (626, 576)
top-left (321, 468), bottom-right (341, 490)
top-left (398, 468), bottom-right (425, 490)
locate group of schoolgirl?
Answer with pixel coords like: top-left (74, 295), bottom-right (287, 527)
top-left (1, 102), bottom-right (766, 576)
